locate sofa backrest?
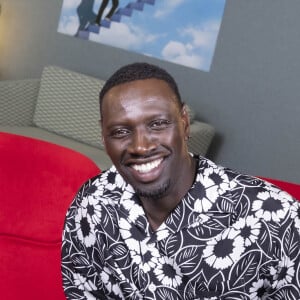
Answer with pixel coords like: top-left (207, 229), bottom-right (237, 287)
top-left (33, 65), bottom-right (105, 149)
top-left (33, 65), bottom-right (215, 156)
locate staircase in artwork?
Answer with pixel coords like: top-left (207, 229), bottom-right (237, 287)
top-left (78, 0), bottom-right (155, 39)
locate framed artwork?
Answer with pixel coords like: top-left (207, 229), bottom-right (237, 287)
top-left (58, 0), bottom-right (226, 71)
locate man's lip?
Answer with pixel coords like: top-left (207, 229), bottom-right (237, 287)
top-left (125, 156), bottom-right (167, 182)
top-left (131, 158), bottom-right (164, 173)
top-left (125, 154), bottom-right (166, 166)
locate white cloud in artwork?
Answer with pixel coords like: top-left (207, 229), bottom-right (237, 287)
top-left (162, 41), bottom-right (204, 69)
top-left (154, 0), bottom-right (185, 18)
top-left (182, 20), bottom-right (220, 49)
top-left (161, 20), bottom-right (221, 70)
top-left (89, 22), bottom-right (159, 51)
top-left (62, 0), bottom-right (81, 10)
top-left (58, 15), bottom-right (79, 36)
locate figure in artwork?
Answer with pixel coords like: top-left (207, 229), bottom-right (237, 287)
top-left (76, 0), bottom-right (97, 36)
top-left (95, 0), bottom-right (119, 25)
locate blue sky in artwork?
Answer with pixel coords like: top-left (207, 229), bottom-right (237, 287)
top-left (58, 0), bottom-right (226, 71)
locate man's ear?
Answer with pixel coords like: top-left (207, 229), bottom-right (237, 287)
top-left (101, 135), bottom-right (107, 151)
top-left (181, 104), bottom-right (191, 141)
top-left (99, 119), bottom-right (106, 150)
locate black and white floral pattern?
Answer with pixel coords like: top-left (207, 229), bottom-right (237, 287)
top-left (62, 156), bottom-right (300, 300)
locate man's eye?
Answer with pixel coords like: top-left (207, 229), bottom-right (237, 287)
top-left (150, 120), bottom-right (171, 130)
top-left (110, 128), bottom-right (130, 138)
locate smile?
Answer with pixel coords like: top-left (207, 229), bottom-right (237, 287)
top-left (132, 158), bottom-right (163, 173)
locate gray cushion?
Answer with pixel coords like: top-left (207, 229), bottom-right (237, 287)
top-left (33, 66), bottom-right (105, 149)
top-left (0, 79), bottom-right (40, 126)
top-left (188, 121), bottom-right (215, 156)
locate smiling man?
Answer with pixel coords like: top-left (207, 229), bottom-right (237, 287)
top-left (100, 75), bottom-right (195, 231)
top-left (61, 62), bottom-right (300, 300)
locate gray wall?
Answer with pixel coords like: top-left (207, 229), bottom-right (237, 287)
top-left (0, 0), bottom-right (299, 183)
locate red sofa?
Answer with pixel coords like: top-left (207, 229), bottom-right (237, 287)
top-left (0, 132), bottom-right (100, 300)
top-left (1, 132), bottom-right (299, 300)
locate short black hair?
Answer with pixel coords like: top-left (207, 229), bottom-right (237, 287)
top-left (99, 62), bottom-right (183, 114)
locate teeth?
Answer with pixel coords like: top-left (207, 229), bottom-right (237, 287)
top-left (132, 158), bottom-right (163, 173)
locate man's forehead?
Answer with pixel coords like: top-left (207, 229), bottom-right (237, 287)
top-left (101, 83), bottom-right (182, 124)
top-left (100, 79), bottom-right (182, 122)
top-left (105, 93), bottom-right (178, 114)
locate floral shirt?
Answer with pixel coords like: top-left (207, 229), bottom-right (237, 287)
top-left (61, 155), bottom-right (300, 300)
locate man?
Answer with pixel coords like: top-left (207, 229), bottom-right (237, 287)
top-left (61, 62), bottom-right (300, 300)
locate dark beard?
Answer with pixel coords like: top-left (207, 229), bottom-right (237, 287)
top-left (134, 180), bottom-right (171, 200)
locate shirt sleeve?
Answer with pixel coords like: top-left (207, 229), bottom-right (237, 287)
top-left (230, 174), bottom-right (300, 298)
top-left (262, 191), bottom-right (300, 300)
top-left (266, 196), bottom-right (300, 298)
top-left (61, 180), bottom-right (107, 300)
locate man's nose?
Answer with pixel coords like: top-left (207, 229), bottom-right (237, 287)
top-left (128, 129), bottom-right (157, 155)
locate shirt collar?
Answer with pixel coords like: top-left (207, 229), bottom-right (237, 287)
top-left (116, 156), bottom-right (235, 243)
